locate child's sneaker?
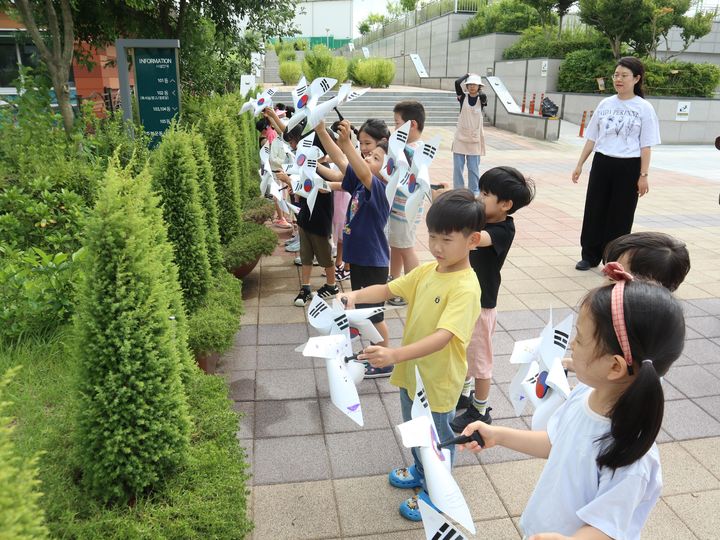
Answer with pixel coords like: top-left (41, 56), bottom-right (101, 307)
top-left (273, 217), bottom-right (293, 229)
top-left (335, 264), bottom-right (350, 281)
top-left (284, 233), bottom-right (298, 246)
top-left (285, 238), bottom-right (300, 252)
top-left (388, 464), bottom-right (422, 489)
top-left (363, 362), bottom-right (393, 378)
top-left (398, 489), bottom-right (438, 522)
top-left (450, 404), bottom-right (493, 433)
top-left (317, 283), bottom-right (339, 299)
top-left (293, 287), bottom-right (313, 307)
top-left (456, 392), bottom-right (472, 410)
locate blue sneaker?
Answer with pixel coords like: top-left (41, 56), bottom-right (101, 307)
top-left (388, 464), bottom-right (422, 489)
top-left (399, 489), bottom-right (438, 522)
top-left (363, 362), bottom-right (392, 378)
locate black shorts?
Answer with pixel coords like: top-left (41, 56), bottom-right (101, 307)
top-left (350, 264), bottom-right (389, 324)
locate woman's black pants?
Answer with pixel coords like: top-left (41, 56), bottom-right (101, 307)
top-left (580, 152), bottom-right (641, 266)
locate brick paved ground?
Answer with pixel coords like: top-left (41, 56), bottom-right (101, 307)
top-left (223, 120), bottom-right (720, 539)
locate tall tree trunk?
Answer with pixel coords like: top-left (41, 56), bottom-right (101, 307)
top-left (15, 0), bottom-right (76, 137)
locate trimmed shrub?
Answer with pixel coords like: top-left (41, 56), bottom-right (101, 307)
top-left (223, 221), bottom-right (278, 270)
top-left (643, 59), bottom-right (720, 98)
top-left (189, 130), bottom-right (224, 276)
top-left (302, 45), bottom-right (348, 85)
top-left (0, 366), bottom-right (49, 539)
top-left (348, 57), bottom-right (362, 83)
top-left (503, 25), bottom-right (609, 60)
top-left (459, 0), bottom-right (545, 39)
top-left (557, 48), bottom-right (615, 93)
top-left (74, 162), bottom-right (191, 504)
top-left (278, 49), bottom-right (296, 62)
top-left (188, 271), bottom-right (243, 356)
top-left (201, 111), bottom-right (243, 244)
top-left (353, 58), bottom-right (396, 87)
top-left (151, 129), bottom-right (212, 314)
top-left (279, 61), bottom-right (303, 85)
top-left (242, 196), bottom-right (275, 224)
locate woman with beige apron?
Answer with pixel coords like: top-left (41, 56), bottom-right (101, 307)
top-left (452, 73), bottom-right (487, 194)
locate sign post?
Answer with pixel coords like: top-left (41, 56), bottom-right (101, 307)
top-left (116, 39), bottom-right (181, 147)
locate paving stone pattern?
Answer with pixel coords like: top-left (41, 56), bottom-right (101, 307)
top-left (221, 122), bottom-right (720, 539)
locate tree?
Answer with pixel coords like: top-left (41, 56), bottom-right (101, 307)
top-left (7, 0), bottom-right (75, 136)
top-left (662, 3), bottom-right (715, 60)
top-left (358, 12), bottom-right (388, 35)
top-left (555, 0), bottom-right (576, 34)
top-left (400, 0), bottom-right (419, 11)
top-left (579, 0), bottom-right (652, 58)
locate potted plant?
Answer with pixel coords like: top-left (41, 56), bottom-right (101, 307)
top-left (223, 221), bottom-right (278, 279)
top-left (242, 196), bottom-right (276, 225)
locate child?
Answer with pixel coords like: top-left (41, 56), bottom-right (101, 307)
top-left (451, 167), bottom-right (536, 433)
top-left (461, 277), bottom-right (686, 539)
top-left (342, 189), bottom-right (484, 521)
top-left (603, 231), bottom-right (690, 292)
top-left (452, 73), bottom-right (487, 194)
top-left (387, 101), bottom-right (426, 307)
top-left (315, 119), bottom-right (392, 360)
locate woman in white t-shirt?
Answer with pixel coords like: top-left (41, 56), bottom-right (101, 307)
top-left (572, 57), bottom-right (661, 271)
top-left (460, 270), bottom-right (685, 540)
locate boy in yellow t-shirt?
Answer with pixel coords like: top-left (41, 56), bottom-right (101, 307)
top-left (341, 189), bottom-right (483, 522)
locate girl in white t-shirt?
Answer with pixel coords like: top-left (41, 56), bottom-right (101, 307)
top-left (461, 269), bottom-right (685, 540)
top-left (572, 57), bottom-right (661, 272)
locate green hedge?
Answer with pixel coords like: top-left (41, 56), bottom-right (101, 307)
top-left (278, 49), bottom-right (296, 62)
top-left (557, 49), bottom-right (616, 93)
top-left (223, 221), bottom-right (278, 270)
top-left (302, 45), bottom-right (348, 85)
top-left (188, 271), bottom-right (243, 357)
top-left (459, 0), bottom-right (546, 39)
top-left (350, 58), bottom-right (396, 87)
top-left (279, 61), bottom-right (303, 85)
top-left (503, 25), bottom-right (609, 60)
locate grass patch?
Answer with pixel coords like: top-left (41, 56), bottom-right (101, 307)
top-left (0, 328), bottom-right (253, 539)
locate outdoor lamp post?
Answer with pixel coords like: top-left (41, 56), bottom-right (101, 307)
top-left (326, 27), bottom-right (330, 47)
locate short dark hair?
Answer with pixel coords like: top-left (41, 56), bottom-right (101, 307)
top-left (603, 232), bottom-right (690, 292)
top-left (358, 118), bottom-right (390, 142)
top-left (393, 101), bottom-right (425, 133)
top-left (283, 120), bottom-right (306, 144)
top-left (375, 139), bottom-right (388, 153)
top-left (426, 188), bottom-right (485, 235)
top-left (616, 56), bottom-right (646, 98)
top-left (479, 166), bottom-right (535, 214)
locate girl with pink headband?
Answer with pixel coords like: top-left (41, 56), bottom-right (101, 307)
top-left (460, 267), bottom-right (686, 539)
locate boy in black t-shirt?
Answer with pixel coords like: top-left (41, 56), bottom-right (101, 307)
top-left (451, 166), bottom-right (535, 433)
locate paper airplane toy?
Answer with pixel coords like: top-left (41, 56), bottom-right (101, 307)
top-left (296, 334), bottom-right (364, 426)
top-left (418, 499), bottom-right (466, 540)
top-left (288, 135), bottom-right (328, 217)
top-left (306, 295), bottom-right (393, 357)
top-left (303, 82), bottom-right (370, 134)
top-left (383, 120), bottom-right (411, 207)
top-left (395, 367), bottom-right (476, 534)
top-left (396, 136), bottom-right (441, 224)
top-left (508, 311), bottom-right (573, 430)
top-left (284, 77), bottom-right (337, 132)
top-left (239, 87), bottom-right (277, 115)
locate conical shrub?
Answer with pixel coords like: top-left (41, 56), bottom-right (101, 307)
top-left (150, 129), bottom-right (212, 313)
top-left (0, 367), bottom-right (49, 539)
top-left (74, 162), bottom-right (191, 504)
top-left (189, 130), bottom-right (223, 275)
top-left (201, 111), bottom-right (242, 244)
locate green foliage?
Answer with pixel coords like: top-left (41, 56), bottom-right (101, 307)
top-left (579, 0), bottom-right (651, 58)
top-left (0, 366), bottom-right (50, 539)
top-left (0, 330), bottom-right (252, 539)
top-left (188, 272), bottom-right (243, 356)
top-left (74, 162), bottom-right (191, 505)
top-left (200, 111), bottom-right (243, 244)
top-left (459, 0), bottom-right (546, 38)
top-left (557, 48), bottom-right (616, 92)
top-left (223, 221), bottom-right (278, 270)
top-left (504, 25), bottom-right (609, 59)
top-left (351, 58), bottom-right (396, 87)
top-left (643, 59), bottom-right (720, 97)
top-left (0, 247), bottom-right (79, 344)
top-left (189, 130), bottom-right (224, 276)
top-left (279, 61), bottom-right (303, 85)
top-left (278, 49), bottom-right (296, 62)
top-left (242, 196), bottom-right (276, 224)
top-left (293, 38), bottom-right (309, 50)
top-left (151, 129), bottom-right (212, 314)
top-left (302, 45), bottom-right (348, 85)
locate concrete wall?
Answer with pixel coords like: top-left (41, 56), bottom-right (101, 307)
top-left (295, 0), bottom-right (353, 40)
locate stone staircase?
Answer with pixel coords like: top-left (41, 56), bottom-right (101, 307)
top-left (270, 90), bottom-right (463, 127)
top-left (262, 50), bottom-right (283, 84)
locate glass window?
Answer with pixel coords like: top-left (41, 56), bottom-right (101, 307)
top-left (0, 43), bottom-right (19, 87)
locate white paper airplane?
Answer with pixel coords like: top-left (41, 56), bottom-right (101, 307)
top-left (285, 77), bottom-right (337, 132)
top-left (396, 395), bottom-right (475, 533)
top-left (307, 295), bottom-right (393, 357)
top-left (296, 334), bottom-right (364, 426)
top-left (383, 120), bottom-right (411, 207)
top-left (303, 83), bottom-right (370, 134)
top-left (396, 136), bottom-right (441, 224)
top-left (418, 499), bottom-right (466, 540)
top-left (508, 311), bottom-right (574, 430)
top-left (240, 87), bottom-right (277, 115)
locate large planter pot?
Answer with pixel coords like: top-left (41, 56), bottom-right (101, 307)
top-left (230, 257), bottom-right (260, 279)
top-left (196, 351), bottom-right (220, 374)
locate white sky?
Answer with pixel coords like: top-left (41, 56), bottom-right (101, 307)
top-left (353, 0), bottom-right (391, 37)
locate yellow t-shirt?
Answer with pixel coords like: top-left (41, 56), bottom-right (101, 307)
top-left (388, 262), bottom-right (481, 412)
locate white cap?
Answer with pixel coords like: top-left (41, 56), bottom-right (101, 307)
top-left (465, 74), bottom-right (484, 86)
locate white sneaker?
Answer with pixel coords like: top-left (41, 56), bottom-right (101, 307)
top-left (285, 239), bottom-right (300, 252)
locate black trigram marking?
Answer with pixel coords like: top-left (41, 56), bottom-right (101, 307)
top-left (301, 138), bottom-right (313, 149)
top-left (554, 329), bottom-right (569, 349)
top-left (396, 130), bottom-right (408, 144)
top-left (306, 159), bottom-right (317, 169)
top-left (320, 79), bottom-right (330, 92)
top-left (296, 85), bottom-right (306, 95)
top-left (347, 92), bottom-right (361, 101)
top-left (399, 172), bottom-right (409, 186)
top-left (422, 144), bottom-right (437, 159)
top-left (309, 302), bottom-right (328, 318)
top-left (267, 89), bottom-right (275, 96)
top-left (417, 388), bottom-right (429, 409)
top-left (334, 314), bottom-right (349, 331)
top-left (431, 522), bottom-right (465, 540)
